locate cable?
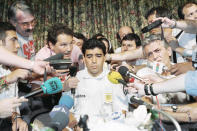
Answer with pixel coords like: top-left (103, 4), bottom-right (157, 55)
top-left (152, 108), bottom-right (182, 131)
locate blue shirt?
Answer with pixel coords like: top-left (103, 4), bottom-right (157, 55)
top-left (185, 71), bottom-right (197, 96)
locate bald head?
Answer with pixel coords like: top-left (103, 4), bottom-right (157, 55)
top-left (118, 26), bottom-right (134, 40)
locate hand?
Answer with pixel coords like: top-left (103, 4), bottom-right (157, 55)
top-left (63, 77), bottom-right (79, 91)
top-left (0, 97), bottom-right (28, 118)
top-left (6, 69), bottom-right (30, 84)
top-left (12, 118), bottom-right (28, 131)
top-left (127, 80), bottom-right (145, 97)
top-left (153, 17), bottom-right (176, 28)
top-left (169, 62), bottom-right (195, 76)
top-left (165, 36), bottom-right (179, 51)
top-left (32, 61), bottom-right (53, 75)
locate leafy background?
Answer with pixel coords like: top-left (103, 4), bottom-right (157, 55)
top-left (0, 0), bottom-right (194, 51)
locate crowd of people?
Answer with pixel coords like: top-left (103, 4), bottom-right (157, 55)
top-left (0, 1), bottom-right (196, 131)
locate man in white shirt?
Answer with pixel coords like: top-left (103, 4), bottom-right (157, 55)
top-left (64, 38), bottom-right (128, 127)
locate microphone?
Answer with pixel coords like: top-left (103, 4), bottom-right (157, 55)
top-left (107, 71), bottom-right (127, 86)
top-left (44, 53), bottom-right (72, 70)
top-left (24, 77), bottom-right (63, 98)
top-left (118, 66), bottom-right (145, 82)
top-left (69, 66), bottom-right (78, 95)
top-left (141, 20), bottom-right (162, 33)
top-left (44, 53), bottom-right (64, 61)
top-left (41, 112), bottom-right (69, 131)
top-left (48, 95), bottom-right (74, 131)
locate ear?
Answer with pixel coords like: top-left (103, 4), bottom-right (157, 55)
top-left (82, 55), bottom-right (86, 67)
top-left (167, 46), bottom-right (172, 57)
top-left (10, 20), bottom-right (17, 27)
top-left (48, 42), bottom-right (54, 50)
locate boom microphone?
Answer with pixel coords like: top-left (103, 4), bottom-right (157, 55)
top-left (49, 59), bottom-right (72, 70)
top-left (24, 77), bottom-right (62, 98)
top-left (44, 53), bottom-right (64, 61)
top-left (108, 71), bottom-right (127, 86)
top-left (44, 53), bottom-right (72, 70)
top-left (118, 66), bottom-right (145, 82)
top-left (141, 20), bottom-right (162, 33)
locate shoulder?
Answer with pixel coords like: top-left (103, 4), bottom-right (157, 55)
top-left (35, 46), bottom-right (52, 60)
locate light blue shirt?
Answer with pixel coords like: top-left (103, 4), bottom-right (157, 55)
top-left (185, 71), bottom-right (197, 96)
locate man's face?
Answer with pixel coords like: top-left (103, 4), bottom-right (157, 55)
top-left (1, 30), bottom-right (20, 54)
top-left (73, 37), bottom-right (83, 50)
top-left (121, 40), bottom-right (137, 52)
top-left (183, 4), bottom-right (197, 20)
top-left (14, 10), bottom-right (36, 37)
top-left (84, 47), bottom-right (105, 77)
top-left (144, 40), bottom-right (171, 67)
top-left (118, 27), bottom-right (133, 40)
top-left (50, 34), bottom-right (73, 59)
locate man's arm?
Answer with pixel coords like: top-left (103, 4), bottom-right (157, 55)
top-left (106, 46), bottom-right (144, 61)
top-left (159, 103), bottom-right (197, 122)
top-left (154, 17), bottom-right (197, 34)
top-left (0, 46), bottom-right (52, 75)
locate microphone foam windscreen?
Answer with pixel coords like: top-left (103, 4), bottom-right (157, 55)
top-left (51, 111), bottom-right (69, 130)
top-left (118, 66), bottom-right (129, 77)
top-left (69, 66), bottom-right (78, 77)
top-left (59, 95), bottom-right (74, 110)
top-left (107, 71), bottom-right (123, 84)
top-left (44, 53), bottom-right (64, 61)
top-left (41, 77), bottom-right (63, 94)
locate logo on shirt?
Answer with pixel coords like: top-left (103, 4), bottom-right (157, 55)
top-left (76, 94), bottom-right (86, 98)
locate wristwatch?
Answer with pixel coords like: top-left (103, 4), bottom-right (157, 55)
top-left (171, 105), bottom-right (178, 112)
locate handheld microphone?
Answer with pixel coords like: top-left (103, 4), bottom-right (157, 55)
top-left (118, 66), bottom-right (145, 82)
top-left (141, 20), bottom-right (162, 33)
top-left (24, 77), bottom-right (62, 98)
top-left (69, 66), bottom-right (78, 95)
top-left (48, 95), bottom-right (74, 131)
top-left (107, 71), bottom-right (127, 86)
top-left (78, 115), bottom-right (89, 131)
top-left (41, 112), bottom-right (69, 131)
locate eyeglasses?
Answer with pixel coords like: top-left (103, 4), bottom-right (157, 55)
top-left (17, 19), bottom-right (37, 28)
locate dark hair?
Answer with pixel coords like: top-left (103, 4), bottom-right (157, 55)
top-left (178, 2), bottom-right (197, 19)
top-left (8, 1), bottom-right (34, 22)
top-left (145, 6), bottom-right (172, 19)
top-left (92, 33), bottom-right (105, 39)
top-left (98, 37), bottom-right (114, 53)
top-left (82, 38), bottom-right (106, 56)
top-left (116, 26), bottom-right (135, 42)
top-left (73, 32), bottom-right (87, 42)
top-left (0, 22), bottom-right (16, 40)
top-left (121, 33), bottom-right (141, 47)
top-left (47, 23), bottom-right (73, 45)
